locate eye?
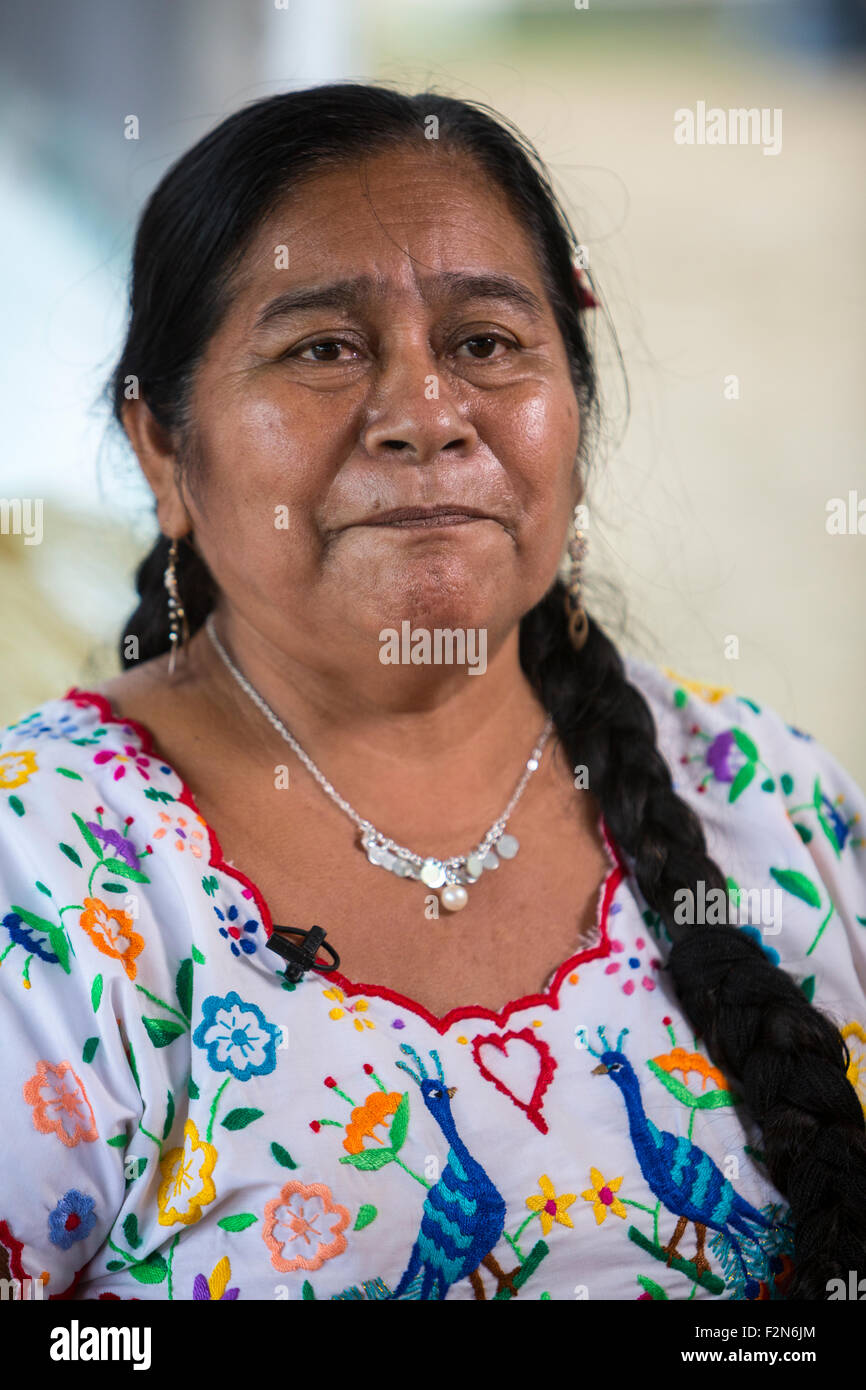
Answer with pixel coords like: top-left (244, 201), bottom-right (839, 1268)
top-left (455, 334), bottom-right (515, 360)
top-left (290, 338), bottom-right (362, 363)
top-left (429, 1087), bottom-right (441, 1099)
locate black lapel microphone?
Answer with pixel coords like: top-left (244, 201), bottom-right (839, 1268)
top-left (267, 923), bottom-right (340, 983)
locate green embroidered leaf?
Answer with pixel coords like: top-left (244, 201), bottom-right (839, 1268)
top-left (737, 696), bottom-right (762, 714)
top-left (811, 776), bottom-right (823, 812)
top-left (142, 1017), bottom-right (186, 1048)
top-left (221, 1107), bottom-right (264, 1132)
top-left (102, 857), bottom-right (149, 883)
top-left (162, 1089), bottom-right (175, 1141)
top-left (55, 767), bottom-right (83, 780)
top-left (35, 880), bottom-right (51, 896)
top-left (816, 807), bottom-right (842, 857)
top-left (11, 904), bottom-right (55, 935)
top-left (800, 975), bottom-right (816, 1001)
top-left (728, 761), bottom-right (755, 803)
top-left (8, 796), bottom-right (24, 817)
top-left (128, 1252), bottom-right (167, 1285)
top-left (143, 787), bottom-right (175, 803)
top-left (302, 1279), bottom-right (315, 1301)
top-left (123, 1213), bottom-right (142, 1249)
top-left (731, 728), bottom-right (759, 762)
top-left (217, 1213), bottom-right (258, 1232)
top-left (794, 823), bottom-right (813, 844)
top-left (73, 812), bottom-right (103, 858)
top-left (353, 1204), bottom-right (377, 1231)
top-left (48, 925), bottom-right (71, 974)
top-left (175, 958), bottom-right (193, 1019)
top-left (388, 1092), bottom-right (410, 1152)
top-left (100, 882), bottom-right (128, 894)
top-left (127, 1041), bottom-right (140, 1090)
top-left (673, 688), bottom-right (687, 709)
top-left (107, 1133), bottom-right (127, 1148)
top-left (769, 868), bottom-right (822, 908)
top-left (780, 773), bottom-right (794, 795)
top-left (91, 973), bottom-right (103, 1011)
top-left (636, 1274), bottom-right (668, 1300)
top-left (201, 875), bottom-right (219, 897)
top-left (106, 1260), bottom-right (126, 1273)
top-left (191, 945), bottom-right (206, 964)
top-left (270, 1141), bottom-right (297, 1169)
top-left (339, 1147), bottom-right (395, 1171)
top-left (857, 917), bottom-right (866, 927)
top-left (82, 1037), bottom-right (99, 1064)
top-left (761, 778), bottom-right (775, 793)
top-left (59, 842), bottom-right (83, 867)
top-left (188, 1076), bottom-right (200, 1100)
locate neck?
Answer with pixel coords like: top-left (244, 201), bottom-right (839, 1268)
top-left (179, 604), bottom-right (565, 850)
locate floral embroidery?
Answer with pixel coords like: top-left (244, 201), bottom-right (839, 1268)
top-left (157, 1119), bottom-right (218, 1227)
top-left (193, 1255), bottom-right (239, 1300)
top-left (152, 810), bottom-right (207, 858)
top-left (2, 910), bottom-right (60, 965)
top-left (23, 1060), bottom-right (98, 1147)
top-left (48, 1190), bottom-right (97, 1248)
top-left (604, 916), bottom-right (660, 996)
top-left (193, 992), bottom-right (280, 1081)
top-left (213, 901), bottom-right (260, 957)
top-left (263, 1180), bottom-right (350, 1272)
top-left (0, 749), bottom-right (38, 789)
top-left (581, 1168), bottom-right (627, 1225)
top-left (664, 670), bottom-right (732, 704)
top-left (343, 1087), bottom-right (404, 1155)
top-left (93, 744), bottom-right (151, 781)
top-left (526, 1175), bottom-right (577, 1235)
top-left (322, 983), bottom-right (375, 1031)
top-left (79, 897), bottom-right (144, 980)
top-left (85, 820), bottom-right (139, 867)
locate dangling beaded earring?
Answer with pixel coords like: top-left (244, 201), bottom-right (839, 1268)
top-left (163, 536), bottom-right (190, 676)
top-left (563, 506), bottom-right (590, 651)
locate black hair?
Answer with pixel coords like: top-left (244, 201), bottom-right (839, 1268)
top-left (110, 83), bottom-right (865, 1297)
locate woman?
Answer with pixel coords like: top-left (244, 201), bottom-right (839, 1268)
top-left (1, 84), bottom-right (864, 1303)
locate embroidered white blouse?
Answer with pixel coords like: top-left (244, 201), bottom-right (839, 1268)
top-left (0, 660), bottom-right (864, 1302)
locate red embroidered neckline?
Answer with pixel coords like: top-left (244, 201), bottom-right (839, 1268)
top-left (62, 686), bottom-right (625, 1036)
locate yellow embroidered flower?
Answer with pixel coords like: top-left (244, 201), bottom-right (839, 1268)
top-left (581, 1167), bottom-right (627, 1225)
top-left (322, 984), bottom-right (375, 1032)
top-left (157, 1118), bottom-right (218, 1227)
top-left (0, 749), bottom-right (38, 789)
top-left (663, 670), bottom-right (732, 704)
top-left (842, 1022), bottom-right (866, 1115)
top-left (525, 1174), bottom-right (577, 1236)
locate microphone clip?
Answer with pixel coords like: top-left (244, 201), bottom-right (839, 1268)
top-left (267, 923), bottom-right (340, 983)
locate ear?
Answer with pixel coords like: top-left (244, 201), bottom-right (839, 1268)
top-left (122, 398), bottom-right (191, 537)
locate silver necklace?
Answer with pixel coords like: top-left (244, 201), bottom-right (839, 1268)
top-left (204, 613), bottom-right (554, 913)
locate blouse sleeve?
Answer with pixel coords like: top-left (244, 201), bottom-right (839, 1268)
top-left (0, 744), bottom-right (142, 1299)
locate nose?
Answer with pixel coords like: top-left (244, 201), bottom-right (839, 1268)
top-left (361, 344), bottom-right (478, 464)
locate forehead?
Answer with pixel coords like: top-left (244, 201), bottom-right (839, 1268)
top-left (230, 146), bottom-right (547, 301)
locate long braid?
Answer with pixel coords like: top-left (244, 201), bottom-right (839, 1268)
top-left (520, 580), bottom-right (866, 1298)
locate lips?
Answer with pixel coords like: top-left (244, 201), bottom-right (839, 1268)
top-left (355, 505), bottom-right (493, 528)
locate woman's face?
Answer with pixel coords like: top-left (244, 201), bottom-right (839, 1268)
top-left (173, 146), bottom-right (581, 677)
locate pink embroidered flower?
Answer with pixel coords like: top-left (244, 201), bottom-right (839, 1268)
top-left (263, 1180), bottom-right (350, 1272)
top-left (152, 811), bottom-right (207, 858)
top-left (603, 930), bottom-right (660, 996)
top-left (93, 744), bottom-right (151, 782)
top-left (23, 1061), bottom-right (98, 1147)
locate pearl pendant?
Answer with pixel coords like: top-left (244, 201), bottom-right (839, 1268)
top-left (440, 883), bottom-right (469, 912)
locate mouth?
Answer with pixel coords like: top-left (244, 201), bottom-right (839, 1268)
top-left (353, 505), bottom-right (494, 530)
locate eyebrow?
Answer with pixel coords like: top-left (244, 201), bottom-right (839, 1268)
top-left (251, 271), bottom-right (546, 329)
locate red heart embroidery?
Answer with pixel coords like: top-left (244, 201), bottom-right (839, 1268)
top-left (470, 1027), bottom-right (557, 1134)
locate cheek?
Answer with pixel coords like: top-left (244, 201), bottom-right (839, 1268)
top-left (198, 385), bottom-right (344, 504)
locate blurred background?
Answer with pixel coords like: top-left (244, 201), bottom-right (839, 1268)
top-left (1, 0), bottom-right (864, 779)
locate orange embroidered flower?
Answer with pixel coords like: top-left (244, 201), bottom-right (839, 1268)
top-left (0, 749), bottom-right (37, 789)
top-left (322, 984), bottom-right (375, 1032)
top-left (79, 898), bottom-right (144, 980)
top-left (157, 1119), bottom-right (218, 1227)
top-left (343, 1090), bottom-right (403, 1155)
top-left (526, 1175), bottom-right (577, 1236)
top-left (651, 1047), bottom-right (728, 1093)
top-left (263, 1180), bottom-right (350, 1272)
top-left (23, 1060), bottom-right (98, 1147)
top-left (152, 811), bottom-right (207, 858)
top-left (842, 1022), bottom-right (866, 1115)
top-left (581, 1167), bottom-right (627, 1225)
